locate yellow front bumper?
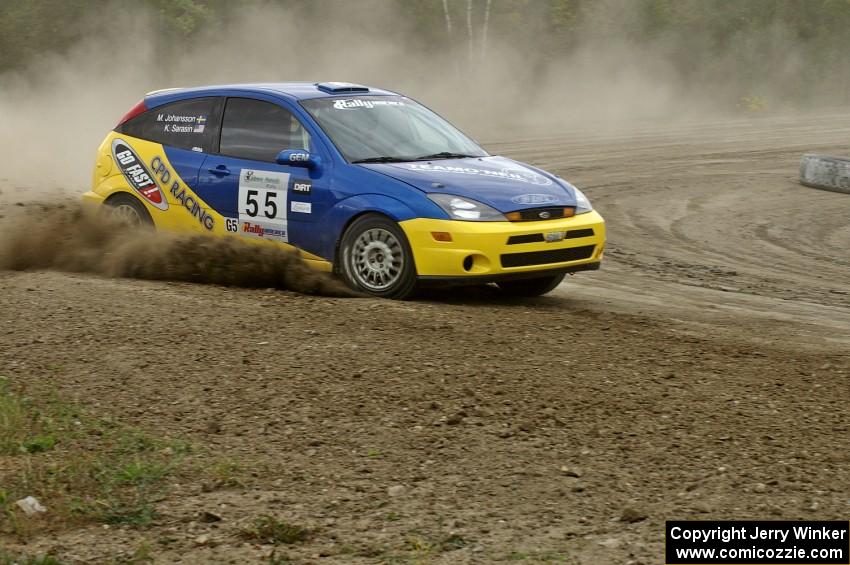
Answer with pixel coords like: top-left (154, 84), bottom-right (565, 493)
top-left (400, 210), bottom-right (606, 279)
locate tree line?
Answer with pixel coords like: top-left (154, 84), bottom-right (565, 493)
top-left (2, 0), bottom-right (850, 105)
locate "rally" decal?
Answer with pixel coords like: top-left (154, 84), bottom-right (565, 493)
top-left (111, 139), bottom-right (168, 210)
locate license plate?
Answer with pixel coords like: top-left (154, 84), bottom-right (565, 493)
top-left (545, 231), bottom-right (565, 242)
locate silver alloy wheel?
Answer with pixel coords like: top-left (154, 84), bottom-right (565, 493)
top-left (349, 227), bottom-right (404, 291)
top-left (111, 204), bottom-right (143, 226)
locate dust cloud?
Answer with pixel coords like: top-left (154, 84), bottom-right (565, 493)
top-left (0, 203), bottom-right (353, 296)
top-left (0, 1), bottom-right (828, 197)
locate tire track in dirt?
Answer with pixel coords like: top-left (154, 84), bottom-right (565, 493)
top-left (504, 113), bottom-right (850, 347)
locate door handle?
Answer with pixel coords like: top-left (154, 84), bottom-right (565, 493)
top-left (208, 165), bottom-right (231, 177)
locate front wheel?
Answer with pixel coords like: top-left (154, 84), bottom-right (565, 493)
top-left (338, 214), bottom-right (418, 299)
top-left (496, 273), bottom-right (565, 297)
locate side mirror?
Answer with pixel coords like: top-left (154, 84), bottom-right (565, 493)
top-left (276, 149), bottom-right (319, 169)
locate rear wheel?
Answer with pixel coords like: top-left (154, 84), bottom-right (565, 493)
top-left (497, 273), bottom-right (565, 297)
top-left (105, 193), bottom-right (153, 227)
top-left (339, 214), bottom-right (417, 299)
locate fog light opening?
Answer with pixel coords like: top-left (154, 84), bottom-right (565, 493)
top-left (462, 255), bottom-right (474, 272)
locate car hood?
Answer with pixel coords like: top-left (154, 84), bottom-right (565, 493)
top-left (361, 156), bottom-right (576, 212)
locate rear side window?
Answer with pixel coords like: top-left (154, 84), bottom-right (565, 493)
top-left (219, 98), bottom-right (310, 162)
top-left (119, 97), bottom-right (218, 152)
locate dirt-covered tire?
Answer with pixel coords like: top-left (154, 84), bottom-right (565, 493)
top-left (496, 273), bottom-right (565, 297)
top-left (105, 193), bottom-right (154, 227)
top-left (799, 154), bottom-right (850, 195)
top-left (338, 214), bottom-right (418, 299)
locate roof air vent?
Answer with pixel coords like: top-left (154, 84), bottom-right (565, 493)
top-left (315, 82), bottom-right (370, 94)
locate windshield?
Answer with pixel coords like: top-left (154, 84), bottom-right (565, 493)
top-left (301, 95), bottom-right (487, 163)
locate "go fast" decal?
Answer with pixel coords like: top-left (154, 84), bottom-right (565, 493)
top-left (111, 139), bottom-right (168, 210)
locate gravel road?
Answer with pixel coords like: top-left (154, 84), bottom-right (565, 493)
top-left (1, 112), bottom-right (848, 564)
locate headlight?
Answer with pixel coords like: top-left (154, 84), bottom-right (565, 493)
top-left (427, 194), bottom-right (506, 221)
top-left (572, 186), bottom-right (593, 214)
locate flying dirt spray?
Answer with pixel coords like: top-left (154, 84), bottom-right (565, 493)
top-left (0, 203), bottom-right (353, 296)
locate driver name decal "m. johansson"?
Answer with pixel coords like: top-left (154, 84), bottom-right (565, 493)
top-left (111, 139), bottom-right (169, 210)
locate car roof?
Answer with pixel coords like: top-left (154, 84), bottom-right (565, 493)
top-left (144, 82), bottom-right (399, 107)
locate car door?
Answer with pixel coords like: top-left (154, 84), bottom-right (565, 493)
top-left (195, 96), bottom-right (329, 257)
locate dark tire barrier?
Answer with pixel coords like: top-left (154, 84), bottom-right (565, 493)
top-left (799, 154), bottom-right (850, 194)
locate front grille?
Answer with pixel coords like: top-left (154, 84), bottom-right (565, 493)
top-left (507, 228), bottom-right (595, 245)
top-left (566, 228), bottom-right (595, 239)
top-left (507, 233), bottom-right (544, 245)
top-left (511, 207), bottom-right (574, 221)
top-left (500, 245), bottom-right (596, 268)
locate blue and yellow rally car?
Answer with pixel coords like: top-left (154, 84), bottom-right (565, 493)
top-left (86, 82), bottom-right (605, 298)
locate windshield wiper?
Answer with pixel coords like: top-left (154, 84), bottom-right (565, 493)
top-left (414, 152), bottom-right (478, 160)
top-left (352, 156), bottom-right (411, 164)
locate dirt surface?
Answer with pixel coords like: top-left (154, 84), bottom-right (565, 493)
top-left (1, 113), bottom-right (849, 563)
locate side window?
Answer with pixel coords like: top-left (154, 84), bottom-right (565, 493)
top-left (219, 98), bottom-right (310, 162)
top-left (120, 97), bottom-right (218, 152)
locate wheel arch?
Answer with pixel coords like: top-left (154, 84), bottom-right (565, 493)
top-left (323, 194), bottom-right (420, 269)
top-left (103, 191), bottom-right (155, 226)
top-left (103, 190), bottom-right (140, 205)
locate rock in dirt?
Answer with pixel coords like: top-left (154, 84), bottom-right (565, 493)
top-left (199, 510), bottom-right (223, 523)
top-left (620, 506), bottom-right (648, 523)
top-left (15, 496), bottom-right (46, 515)
top-left (598, 537), bottom-right (622, 549)
top-left (388, 485), bottom-right (406, 497)
top-left (445, 413), bottom-right (464, 425)
top-left (560, 465), bottom-right (582, 477)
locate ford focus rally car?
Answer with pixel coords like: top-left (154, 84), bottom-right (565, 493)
top-left (85, 82), bottom-right (605, 298)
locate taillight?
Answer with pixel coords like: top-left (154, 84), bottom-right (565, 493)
top-left (115, 99), bottom-right (146, 128)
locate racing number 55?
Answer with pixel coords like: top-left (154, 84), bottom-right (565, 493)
top-left (245, 189), bottom-right (279, 219)
top-left (237, 169), bottom-right (289, 227)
